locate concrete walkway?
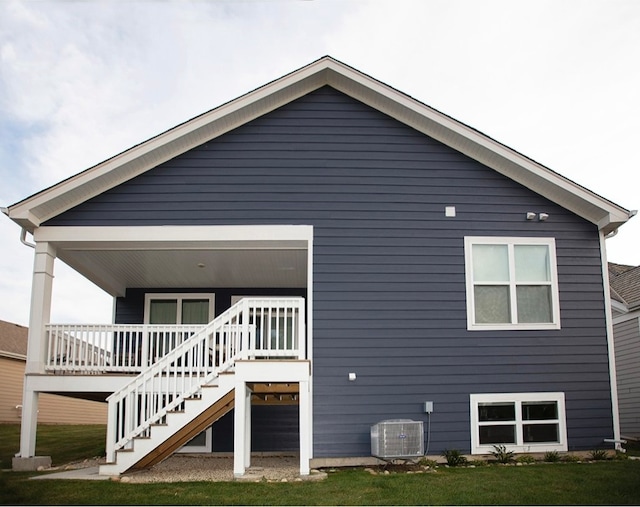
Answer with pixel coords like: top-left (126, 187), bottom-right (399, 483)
top-left (30, 466), bottom-right (109, 481)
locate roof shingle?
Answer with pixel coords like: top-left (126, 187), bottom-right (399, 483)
top-left (0, 320), bottom-right (28, 358)
top-left (609, 262), bottom-right (640, 310)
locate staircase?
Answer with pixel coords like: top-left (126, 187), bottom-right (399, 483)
top-left (99, 297), bottom-right (305, 476)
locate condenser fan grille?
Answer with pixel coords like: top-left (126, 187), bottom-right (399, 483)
top-left (371, 419), bottom-right (424, 459)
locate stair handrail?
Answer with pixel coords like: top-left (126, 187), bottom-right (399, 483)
top-left (105, 299), bottom-right (250, 461)
top-left (105, 296), bottom-right (305, 462)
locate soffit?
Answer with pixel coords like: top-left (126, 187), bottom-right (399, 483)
top-left (57, 248), bottom-right (307, 297)
top-left (38, 226), bottom-right (311, 297)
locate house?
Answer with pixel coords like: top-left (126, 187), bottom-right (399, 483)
top-left (3, 56), bottom-right (634, 476)
top-left (609, 263), bottom-right (640, 438)
top-left (0, 319), bottom-right (107, 425)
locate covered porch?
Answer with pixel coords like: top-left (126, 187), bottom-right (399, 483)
top-left (17, 224), bottom-right (314, 476)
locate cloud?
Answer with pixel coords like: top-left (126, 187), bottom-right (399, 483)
top-left (0, 0), bottom-right (639, 326)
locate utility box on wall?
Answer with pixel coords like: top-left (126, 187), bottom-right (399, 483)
top-left (371, 419), bottom-right (424, 459)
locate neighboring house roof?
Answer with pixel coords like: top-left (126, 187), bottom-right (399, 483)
top-left (4, 56), bottom-right (632, 235)
top-left (0, 320), bottom-right (28, 360)
top-left (609, 263), bottom-right (640, 311)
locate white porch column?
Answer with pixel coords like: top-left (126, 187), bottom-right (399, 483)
top-left (19, 380), bottom-right (39, 458)
top-left (18, 241), bottom-right (56, 460)
top-left (234, 381), bottom-right (252, 476)
top-left (299, 379), bottom-right (311, 476)
top-left (26, 241), bottom-right (56, 374)
top-left (244, 385), bottom-right (252, 468)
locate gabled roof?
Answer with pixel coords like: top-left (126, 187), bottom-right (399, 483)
top-left (609, 262), bottom-right (640, 311)
top-left (0, 319), bottom-right (28, 359)
top-left (5, 56), bottom-right (632, 234)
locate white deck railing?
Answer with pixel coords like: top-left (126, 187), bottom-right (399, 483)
top-left (45, 324), bottom-right (203, 373)
top-left (104, 297), bottom-right (305, 462)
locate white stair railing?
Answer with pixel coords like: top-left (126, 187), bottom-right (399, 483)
top-left (105, 297), bottom-right (305, 463)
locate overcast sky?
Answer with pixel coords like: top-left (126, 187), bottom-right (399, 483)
top-left (1, 0), bottom-right (639, 326)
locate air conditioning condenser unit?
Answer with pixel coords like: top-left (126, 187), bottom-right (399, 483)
top-left (371, 419), bottom-right (424, 459)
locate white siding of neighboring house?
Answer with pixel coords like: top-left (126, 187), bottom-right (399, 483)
top-left (0, 356), bottom-right (107, 425)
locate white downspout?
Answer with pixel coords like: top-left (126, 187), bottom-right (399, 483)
top-left (600, 231), bottom-right (622, 450)
top-left (20, 228), bottom-right (36, 249)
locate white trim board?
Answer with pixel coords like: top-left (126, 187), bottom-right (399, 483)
top-left (33, 225), bottom-right (313, 247)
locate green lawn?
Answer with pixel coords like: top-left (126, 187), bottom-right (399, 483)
top-left (2, 462), bottom-right (640, 505)
top-left (1, 424), bottom-right (640, 505)
top-left (0, 424), bottom-right (106, 469)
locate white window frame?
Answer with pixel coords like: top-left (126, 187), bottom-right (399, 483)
top-left (470, 392), bottom-right (567, 454)
top-left (144, 293), bottom-right (215, 324)
top-left (177, 427), bottom-right (212, 454)
top-left (144, 293), bottom-right (215, 454)
top-left (464, 236), bottom-right (561, 331)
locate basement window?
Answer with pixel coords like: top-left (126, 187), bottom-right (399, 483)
top-left (470, 392), bottom-right (567, 454)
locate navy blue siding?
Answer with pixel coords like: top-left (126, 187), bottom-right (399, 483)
top-left (212, 407), bottom-right (300, 453)
top-left (115, 287), bottom-right (306, 324)
top-left (47, 87), bottom-right (612, 455)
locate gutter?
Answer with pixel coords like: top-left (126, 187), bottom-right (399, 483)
top-left (2, 206), bottom-right (36, 248)
top-left (605, 209), bottom-right (638, 239)
top-left (20, 228), bottom-right (35, 248)
top-left (0, 350), bottom-right (27, 361)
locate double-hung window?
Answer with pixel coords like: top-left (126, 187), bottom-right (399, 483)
top-left (144, 294), bottom-right (215, 326)
top-left (464, 237), bottom-right (560, 330)
top-left (143, 293), bottom-right (215, 359)
top-left (470, 392), bottom-right (567, 454)
top-left (144, 293), bottom-right (215, 453)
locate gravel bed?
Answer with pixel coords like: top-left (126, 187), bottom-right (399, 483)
top-left (121, 455), bottom-right (307, 483)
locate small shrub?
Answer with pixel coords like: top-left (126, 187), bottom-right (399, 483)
top-left (468, 459), bottom-right (489, 467)
top-left (441, 449), bottom-right (468, 467)
top-left (562, 454), bottom-right (581, 463)
top-left (490, 444), bottom-right (514, 464)
top-left (589, 449), bottom-right (609, 461)
top-left (516, 454), bottom-right (536, 464)
top-left (418, 458), bottom-right (438, 468)
top-left (614, 450), bottom-right (629, 461)
top-left (544, 451), bottom-right (560, 462)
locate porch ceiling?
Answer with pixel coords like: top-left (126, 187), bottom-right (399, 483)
top-left (57, 247), bottom-right (307, 296)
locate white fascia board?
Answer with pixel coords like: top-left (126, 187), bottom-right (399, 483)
top-left (612, 308), bottom-right (640, 325)
top-left (33, 224), bottom-right (313, 247)
top-left (611, 299), bottom-right (629, 316)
